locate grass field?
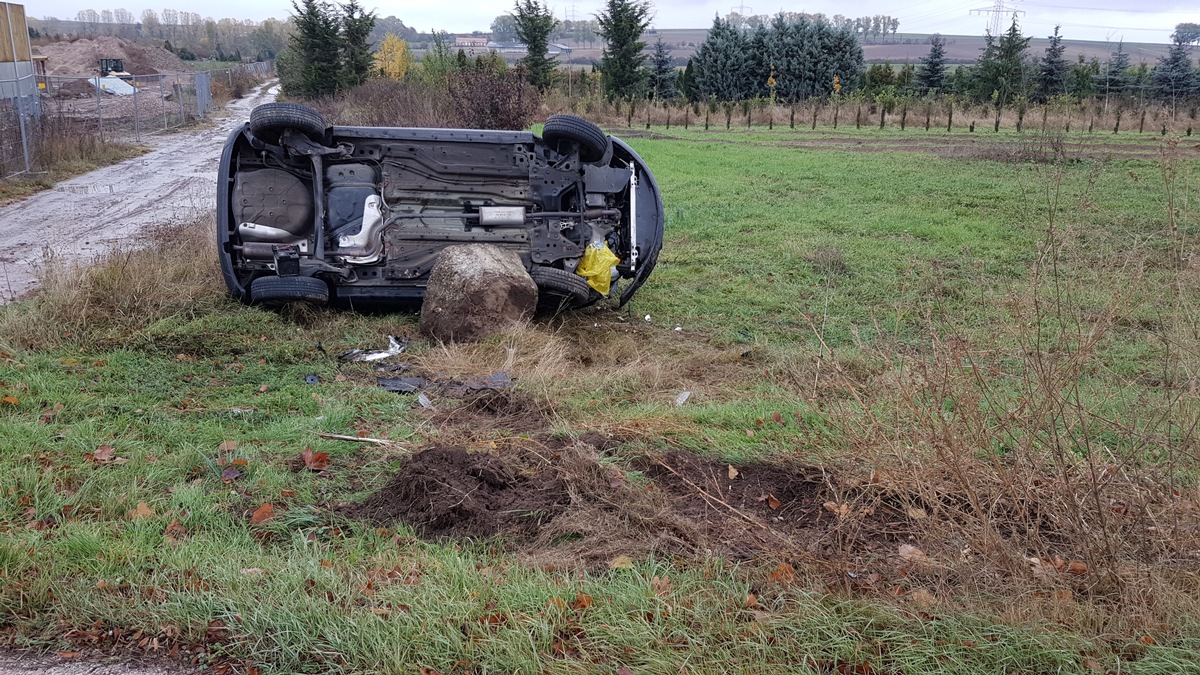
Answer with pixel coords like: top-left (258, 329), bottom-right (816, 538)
top-left (1, 127), bottom-right (1198, 673)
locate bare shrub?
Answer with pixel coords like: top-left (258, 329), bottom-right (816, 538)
top-left (447, 70), bottom-right (539, 131)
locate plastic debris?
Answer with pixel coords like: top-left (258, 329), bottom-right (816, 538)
top-left (675, 391), bottom-right (692, 406)
top-left (674, 325), bottom-right (682, 332)
top-left (377, 377), bottom-right (429, 393)
top-left (644, 314), bottom-right (652, 322)
top-left (337, 335), bottom-right (408, 363)
top-left (417, 392), bottom-right (435, 410)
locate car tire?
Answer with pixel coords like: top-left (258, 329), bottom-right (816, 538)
top-left (250, 275), bottom-right (330, 306)
top-left (249, 102), bottom-right (326, 145)
top-left (530, 266), bottom-right (599, 312)
top-left (543, 114), bottom-right (610, 164)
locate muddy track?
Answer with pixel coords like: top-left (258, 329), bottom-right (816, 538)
top-left (0, 81), bottom-right (279, 303)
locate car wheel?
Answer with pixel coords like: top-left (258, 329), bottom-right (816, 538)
top-left (543, 114), bottom-right (610, 164)
top-left (249, 275), bottom-right (330, 306)
top-left (529, 266), bottom-right (599, 312)
top-left (248, 102), bottom-right (327, 145)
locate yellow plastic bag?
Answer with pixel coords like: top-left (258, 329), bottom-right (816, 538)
top-left (575, 242), bottom-right (622, 295)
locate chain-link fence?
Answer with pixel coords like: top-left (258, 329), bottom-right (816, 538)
top-left (36, 70), bottom-right (214, 144)
top-left (0, 72), bottom-right (38, 178)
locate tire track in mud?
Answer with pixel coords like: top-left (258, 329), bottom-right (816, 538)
top-left (0, 81), bottom-right (279, 303)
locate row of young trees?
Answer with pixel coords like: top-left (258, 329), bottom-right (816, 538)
top-left (902, 21), bottom-right (1199, 111)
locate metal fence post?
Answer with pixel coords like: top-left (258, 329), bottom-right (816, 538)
top-left (160, 75), bottom-right (167, 130)
top-left (132, 78), bottom-right (140, 142)
top-left (96, 79), bottom-right (103, 143)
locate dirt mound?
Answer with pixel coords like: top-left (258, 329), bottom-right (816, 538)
top-left (33, 37), bottom-right (191, 77)
top-left (347, 446), bottom-right (571, 539)
top-left (344, 439), bottom-right (905, 568)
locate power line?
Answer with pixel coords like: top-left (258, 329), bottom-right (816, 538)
top-left (971, 0), bottom-right (1025, 37)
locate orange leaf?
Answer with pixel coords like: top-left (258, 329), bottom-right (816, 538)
top-left (743, 592), bottom-right (759, 608)
top-left (250, 503), bottom-right (275, 525)
top-left (1, 394), bottom-right (20, 406)
top-left (1067, 561), bottom-right (1088, 576)
top-left (571, 593), bottom-right (594, 610)
top-left (766, 493), bottom-right (781, 510)
top-left (300, 446), bottom-right (330, 471)
top-left (769, 562), bottom-right (796, 583)
top-left (1140, 634), bottom-right (1155, 645)
top-left (281, 489), bottom-right (296, 498)
top-left (56, 651), bottom-right (81, 659)
top-left (771, 411), bottom-right (784, 425)
top-left (164, 519), bottom-right (187, 542)
top-left (128, 501), bottom-right (153, 520)
top-left (546, 597), bottom-right (567, 610)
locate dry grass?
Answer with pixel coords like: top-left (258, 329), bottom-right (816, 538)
top-left (0, 215), bottom-right (226, 350)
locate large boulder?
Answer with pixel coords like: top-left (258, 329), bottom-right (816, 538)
top-left (420, 244), bottom-right (537, 343)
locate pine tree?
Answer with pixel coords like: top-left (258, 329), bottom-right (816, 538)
top-left (649, 39), bottom-right (678, 99)
top-left (679, 58), bottom-right (699, 101)
top-left (339, 0), bottom-right (376, 90)
top-left (692, 15), bottom-right (750, 101)
top-left (1151, 38), bottom-right (1197, 110)
top-left (914, 34), bottom-right (946, 94)
top-left (1035, 25), bottom-right (1068, 101)
top-left (1094, 42), bottom-right (1131, 104)
top-left (597, 0), bottom-right (652, 99)
top-left (970, 19), bottom-right (1030, 105)
top-left (747, 24), bottom-right (771, 99)
top-left (512, 0), bottom-right (557, 91)
top-left (287, 0), bottom-right (341, 97)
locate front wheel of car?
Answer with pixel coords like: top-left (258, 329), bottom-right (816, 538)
top-left (530, 266), bottom-right (599, 313)
top-left (248, 102), bottom-right (327, 145)
top-left (542, 114), bottom-right (610, 164)
top-left (249, 275), bottom-right (330, 306)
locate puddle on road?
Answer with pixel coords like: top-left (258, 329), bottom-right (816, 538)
top-left (55, 184), bottom-right (117, 195)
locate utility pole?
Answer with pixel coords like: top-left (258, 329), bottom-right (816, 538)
top-left (731, 2), bottom-right (753, 16)
top-left (970, 0), bottom-right (1024, 37)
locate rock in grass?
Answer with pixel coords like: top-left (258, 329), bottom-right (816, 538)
top-left (420, 244), bottom-right (537, 343)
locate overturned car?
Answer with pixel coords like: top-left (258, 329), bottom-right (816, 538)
top-left (217, 103), bottom-right (663, 310)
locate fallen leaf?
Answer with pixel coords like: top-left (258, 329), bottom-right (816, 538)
top-left (768, 562), bottom-right (796, 583)
top-left (300, 447), bottom-right (330, 471)
top-left (743, 592), bottom-right (759, 608)
top-left (281, 489), bottom-right (296, 498)
top-left (218, 440), bottom-right (239, 453)
top-left (824, 501), bottom-right (851, 518)
top-left (757, 493), bottom-right (781, 510)
top-left (905, 506), bottom-right (928, 520)
top-left (221, 467), bottom-right (242, 483)
top-left (727, 465), bottom-right (739, 480)
top-left (651, 576), bottom-right (672, 596)
top-left (898, 544), bottom-right (928, 563)
top-left (771, 411), bottom-right (784, 425)
top-left (56, 652), bottom-right (81, 659)
top-left (250, 503), bottom-right (275, 525)
top-left (609, 555), bottom-right (634, 570)
top-left (320, 559), bottom-right (333, 568)
top-left (93, 445), bottom-right (115, 462)
top-left (744, 429), bottom-right (755, 437)
top-left (1140, 634), bottom-right (1155, 645)
top-left (0, 394), bottom-right (16, 407)
top-left (546, 597), bottom-right (567, 610)
top-left (617, 668), bottom-right (635, 675)
top-left (164, 519), bottom-right (187, 543)
top-left (1067, 561), bottom-right (1088, 576)
top-left (571, 593), bottom-right (594, 610)
top-left (258, 384), bottom-right (269, 393)
top-left (128, 501), bottom-right (153, 520)
top-left (908, 589), bottom-right (937, 608)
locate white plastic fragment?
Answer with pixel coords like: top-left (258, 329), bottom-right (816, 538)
top-left (674, 391), bottom-right (691, 406)
top-left (417, 392), bottom-right (435, 410)
top-left (644, 314), bottom-right (652, 322)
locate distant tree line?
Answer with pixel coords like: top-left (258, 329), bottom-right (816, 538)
top-left (868, 21), bottom-right (1199, 113)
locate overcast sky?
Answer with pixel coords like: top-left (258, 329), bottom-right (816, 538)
top-left (34, 0), bottom-right (1197, 44)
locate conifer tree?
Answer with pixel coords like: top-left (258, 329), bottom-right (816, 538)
top-left (649, 39), bottom-right (678, 99)
top-left (1035, 25), bottom-right (1068, 101)
top-left (597, 0), bottom-right (653, 99)
top-left (914, 34), bottom-right (946, 94)
top-left (512, 0), bottom-right (557, 90)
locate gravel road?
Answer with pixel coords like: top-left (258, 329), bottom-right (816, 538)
top-left (0, 651), bottom-right (195, 675)
top-left (0, 81), bottom-right (279, 303)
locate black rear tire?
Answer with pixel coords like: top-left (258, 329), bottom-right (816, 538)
top-left (250, 275), bottom-right (330, 306)
top-left (543, 114), bottom-right (610, 164)
top-left (249, 102), bottom-right (326, 145)
top-left (529, 266), bottom-right (599, 313)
